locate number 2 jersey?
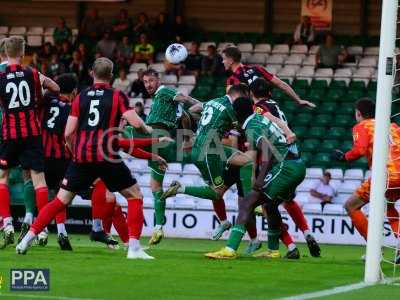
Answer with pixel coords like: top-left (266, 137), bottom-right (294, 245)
top-left (70, 83), bottom-right (131, 163)
top-left (41, 93), bottom-right (71, 160)
top-left (0, 64), bottom-right (42, 140)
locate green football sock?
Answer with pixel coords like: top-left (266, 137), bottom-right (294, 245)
top-left (183, 186), bottom-right (219, 201)
top-left (151, 169), bottom-right (165, 183)
top-left (23, 179), bottom-right (35, 214)
top-left (240, 162), bottom-right (253, 197)
top-left (153, 190), bottom-right (165, 226)
top-left (226, 224), bottom-right (246, 251)
top-left (267, 229), bottom-right (281, 250)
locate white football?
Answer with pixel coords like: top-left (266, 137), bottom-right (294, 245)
top-left (165, 43), bottom-right (188, 64)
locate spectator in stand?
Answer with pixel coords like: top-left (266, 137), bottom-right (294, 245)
top-left (152, 12), bottom-right (170, 47)
top-left (112, 9), bottom-right (132, 40)
top-left (60, 40), bottom-right (72, 67)
top-left (202, 44), bottom-right (225, 76)
top-left (53, 17), bottom-right (72, 45)
top-left (134, 33), bottom-right (154, 64)
top-left (172, 15), bottom-right (187, 42)
top-left (47, 53), bottom-right (65, 79)
top-left (116, 35), bottom-right (133, 68)
top-left (112, 68), bottom-right (131, 94)
top-left (181, 41), bottom-right (203, 77)
top-left (39, 42), bottom-right (53, 63)
top-left (133, 12), bottom-right (151, 37)
top-left (96, 29), bottom-right (117, 60)
top-left (77, 43), bottom-right (91, 66)
top-left (130, 69), bottom-right (150, 98)
top-left (134, 101), bottom-right (147, 121)
top-left (316, 32), bottom-right (348, 69)
top-left (69, 50), bottom-right (86, 83)
top-left (310, 171), bottom-right (336, 210)
top-left (293, 15), bottom-right (315, 45)
top-left (29, 52), bottom-right (41, 70)
top-left (80, 8), bottom-right (104, 44)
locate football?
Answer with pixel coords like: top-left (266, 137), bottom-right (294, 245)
top-left (165, 43), bottom-right (188, 64)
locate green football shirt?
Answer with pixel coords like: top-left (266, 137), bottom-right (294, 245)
top-left (194, 95), bottom-right (238, 148)
top-left (146, 85), bottom-right (179, 129)
top-left (243, 113), bottom-right (290, 162)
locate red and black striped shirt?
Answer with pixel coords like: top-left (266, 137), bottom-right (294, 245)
top-left (70, 83), bottom-right (131, 163)
top-left (253, 99), bottom-right (287, 123)
top-left (0, 64), bottom-right (42, 140)
top-left (41, 94), bottom-right (71, 160)
top-left (227, 65), bottom-right (274, 87)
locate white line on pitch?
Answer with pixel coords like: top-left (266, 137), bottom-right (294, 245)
top-left (0, 293), bottom-right (101, 300)
top-left (276, 277), bottom-right (400, 300)
top-left (276, 282), bottom-right (370, 300)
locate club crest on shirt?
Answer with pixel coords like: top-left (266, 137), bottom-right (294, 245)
top-left (255, 107), bottom-right (264, 115)
top-left (214, 176), bottom-right (223, 185)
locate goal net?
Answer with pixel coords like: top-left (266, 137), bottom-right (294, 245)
top-left (365, 0), bottom-right (400, 284)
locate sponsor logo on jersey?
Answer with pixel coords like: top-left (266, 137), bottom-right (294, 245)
top-left (6, 73), bottom-right (15, 79)
top-left (15, 71), bottom-right (24, 78)
top-left (255, 107), bottom-right (264, 115)
top-left (214, 176), bottom-right (223, 186)
top-left (88, 91), bottom-right (95, 96)
top-left (95, 90), bottom-right (104, 96)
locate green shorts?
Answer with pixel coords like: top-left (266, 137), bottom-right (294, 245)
top-left (263, 159), bottom-right (306, 203)
top-left (192, 145), bottom-right (240, 188)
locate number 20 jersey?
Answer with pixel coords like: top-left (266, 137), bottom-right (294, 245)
top-left (0, 64), bottom-right (42, 140)
top-left (41, 94), bottom-right (71, 160)
top-left (70, 83), bottom-right (131, 163)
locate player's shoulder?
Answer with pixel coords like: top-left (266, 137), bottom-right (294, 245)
top-left (43, 91), bottom-right (59, 103)
top-left (243, 113), bottom-right (259, 129)
top-left (156, 85), bottom-right (176, 96)
top-left (111, 87), bottom-right (126, 97)
top-left (22, 64), bottom-right (37, 75)
top-left (353, 119), bottom-right (373, 132)
top-left (391, 122), bottom-right (400, 130)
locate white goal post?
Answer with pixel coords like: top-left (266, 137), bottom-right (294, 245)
top-left (364, 0), bottom-right (398, 284)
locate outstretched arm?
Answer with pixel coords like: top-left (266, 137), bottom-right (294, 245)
top-left (270, 76), bottom-right (315, 108)
top-left (263, 112), bottom-right (296, 144)
top-left (174, 94), bottom-right (202, 107)
top-left (40, 73), bottom-right (60, 94)
top-left (189, 102), bottom-right (204, 114)
top-left (122, 109), bottom-right (153, 134)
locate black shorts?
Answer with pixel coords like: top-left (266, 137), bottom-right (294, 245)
top-left (223, 165), bottom-right (244, 197)
top-left (61, 161), bottom-right (137, 193)
top-left (44, 158), bottom-right (70, 190)
top-left (0, 136), bottom-right (44, 172)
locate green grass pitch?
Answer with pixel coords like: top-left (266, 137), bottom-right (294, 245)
top-left (0, 234), bottom-right (399, 300)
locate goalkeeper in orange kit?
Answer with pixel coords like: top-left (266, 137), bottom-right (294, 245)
top-left (332, 98), bottom-right (400, 264)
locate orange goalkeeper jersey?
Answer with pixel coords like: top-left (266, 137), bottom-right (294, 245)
top-left (345, 119), bottom-right (400, 179)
